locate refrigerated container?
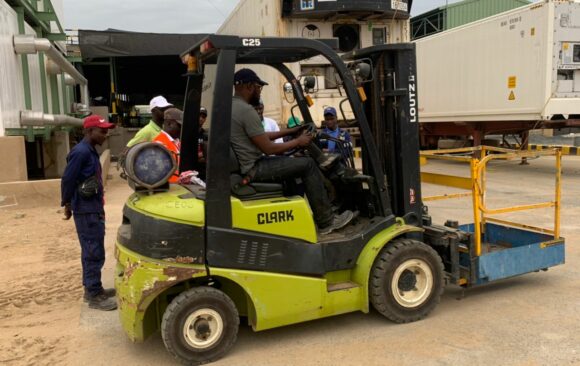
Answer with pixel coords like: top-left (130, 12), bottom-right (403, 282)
top-left (415, 0), bottom-right (580, 126)
top-left (202, 0), bottom-right (412, 126)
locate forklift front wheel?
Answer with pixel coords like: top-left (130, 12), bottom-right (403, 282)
top-left (391, 258), bottom-right (433, 308)
top-left (161, 286), bottom-right (239, 365)
top-left (370, 239), bottom-right (444, 323)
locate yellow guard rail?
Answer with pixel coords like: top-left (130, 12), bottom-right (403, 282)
top-left (420, 146), bottom-right (562, 257)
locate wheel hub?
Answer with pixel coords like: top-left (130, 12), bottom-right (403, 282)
top-left (398, 269), bottom-right (417, 292)
top-left (390, 259), bottom-right (434, 308)
top-left (183, 309), bottom-right (224, 349)
top-left (193, 318), bottom-right (211, 340)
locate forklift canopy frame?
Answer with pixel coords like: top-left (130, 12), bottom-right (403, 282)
top-left (180, 35), bottom-right (393, 230)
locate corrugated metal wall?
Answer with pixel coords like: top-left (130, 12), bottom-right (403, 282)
top-left (27, 26), bottom-right (44, 113)
top-left (0, 0), bottom-right (72, 136)
top-left (446, 0), bottom-right (530, 29)
top-left (0, 1), bottom-right (26, 135)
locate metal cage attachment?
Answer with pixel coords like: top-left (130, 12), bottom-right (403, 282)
top-left (420, 146), bottom-right (562, 257)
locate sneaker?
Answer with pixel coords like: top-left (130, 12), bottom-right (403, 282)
top-left (84, 288), bottom-right (116, 302)
top-left (318, 210), bottom-right (355, 235)
top-left (88, 293), bottom-right (117, 311)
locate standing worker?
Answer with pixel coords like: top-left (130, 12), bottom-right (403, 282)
top-left (61, 115), bottom-right (117, 311)
top-left (287, 116), bottom-right (301, 129)
top-left (254, 99), bottom-right (283, 143)
top-left (126, 96), bottom-right (173, 147)
top-left (199, 106), bottom-right (208, 131)
top-left (284, 116), bottom-right (302, 143)
top-left (316, 106), bottom-right (353, 160)
top-left (197, 107), bottom-right (209, 179)
top-left (153, 108), bottom-right (183, 183)
top-left (198, 107), bottom-right (208, 161)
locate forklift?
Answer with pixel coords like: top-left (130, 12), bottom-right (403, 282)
top-left (115, 35), bottom-right (565, 365)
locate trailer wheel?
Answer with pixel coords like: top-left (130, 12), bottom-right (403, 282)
top-left (370, 238), bottom-right (444, 323)
top-left (161, 286), bottom-right (239, 365)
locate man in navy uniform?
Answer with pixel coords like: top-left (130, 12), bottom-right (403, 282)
top-left (316, 106), bottom-right (353, 161)
top-left (61, 115), bottom-right (117, 311)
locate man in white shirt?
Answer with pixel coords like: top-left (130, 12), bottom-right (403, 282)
top-left (254, 99), bottom-right (283, 143)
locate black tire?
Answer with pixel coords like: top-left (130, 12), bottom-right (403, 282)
top-left (370, 238), bottom-right (444, 323)
top-left (161, 286), bottom-right (239, 365)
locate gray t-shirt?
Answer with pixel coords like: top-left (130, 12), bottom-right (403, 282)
top-left (230, 96), bottom-right (265, 174)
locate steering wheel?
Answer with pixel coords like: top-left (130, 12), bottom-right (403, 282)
top-left (282, 121), bottom-right (319, 157)
top-left (303, 122), bottom-right (318, 135)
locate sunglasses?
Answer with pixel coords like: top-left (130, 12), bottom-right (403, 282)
top-left (248, 82), bottom-right (263, 91)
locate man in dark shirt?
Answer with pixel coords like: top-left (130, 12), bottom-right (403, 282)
top-left (61, 115), bottom-right (117, 311)
top-left (230, 69), bottom-right (354, 235)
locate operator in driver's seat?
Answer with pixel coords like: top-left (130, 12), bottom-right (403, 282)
top-left (230, 68), bottom-right (354, 235)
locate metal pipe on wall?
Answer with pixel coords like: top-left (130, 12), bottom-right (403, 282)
top-left (20, 110), bottom-right (83, 127)
top-left (13, 35), bottom-right (89, 107)
top-left (63, 74), bottom-right (76, 86)
top-left (45, 59), bottom-right (62, 75)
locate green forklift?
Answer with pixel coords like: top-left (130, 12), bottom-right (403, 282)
top-left (115, 35), bottom-right (565, 365)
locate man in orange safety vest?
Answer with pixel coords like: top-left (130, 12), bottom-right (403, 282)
top-left (153, 108), bottom-right (182, 183)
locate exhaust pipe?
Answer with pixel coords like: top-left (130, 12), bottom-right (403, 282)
top-left (13, 35), bottom-right (89, 107)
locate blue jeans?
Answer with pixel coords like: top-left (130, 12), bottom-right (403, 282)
top-left (73, 213), bottom-right (105, 297)
top-left (252, 156), bottom-right (333, 227)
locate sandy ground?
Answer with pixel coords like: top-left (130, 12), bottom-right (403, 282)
top-left (0, 157), bottom-right (579, 366)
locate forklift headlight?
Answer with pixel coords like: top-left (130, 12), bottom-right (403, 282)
top-left (122, 142), bottom-right (177, 191)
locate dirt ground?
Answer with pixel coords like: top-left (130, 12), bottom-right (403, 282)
top-left (0, 157), bottom-right (579, 366)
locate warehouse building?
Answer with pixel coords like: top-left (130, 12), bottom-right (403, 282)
top-left (73, 29), bottom-right (205, 158)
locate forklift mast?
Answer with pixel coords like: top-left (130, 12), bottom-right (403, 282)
top-left (345, 44), bottom-right (423, 226)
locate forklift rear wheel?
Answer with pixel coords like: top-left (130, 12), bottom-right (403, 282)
top-left (161, 286), bottom-right (239, 365)
top-left (370, 239), bottom-right (444, 323)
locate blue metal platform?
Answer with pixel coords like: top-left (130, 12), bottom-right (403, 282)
top-left (460, 223), bottom-right (565, 285)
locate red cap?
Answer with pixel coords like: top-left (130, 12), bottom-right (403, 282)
top-left (83, 115), bottom-right (115, 129)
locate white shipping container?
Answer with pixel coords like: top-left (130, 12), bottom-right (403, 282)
top-left (203, 0), bottom-right (410, 127)
top-left (415, 0), bottom-right (580, 123)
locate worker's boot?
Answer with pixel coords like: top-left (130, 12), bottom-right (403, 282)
top-left (318, 210), bottom-right (355, 235)
top-left (87, 293), bottom-right (118, 311)
top-left (318, 153), bottom-right (341, 171)
top-left (84, 288), bottom-right (116, 302)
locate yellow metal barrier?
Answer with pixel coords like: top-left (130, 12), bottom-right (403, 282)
top-left (423, 192), bottom-right (472, 202)
top-left (421, 146), bottom-right (562, 257)
top-left (527, 144), bottom-right (580, 156)
top-left (420, 172), bottom-right (472, 190)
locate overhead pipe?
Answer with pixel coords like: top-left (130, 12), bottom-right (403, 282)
top-left (64, 73), bottom-right (76, 86)
top-left (45, 59), bottom-right (62, 75)
top-left (20, 110), bottom-right (83, 128)
top-left (13, 35), bottom-right (89, 107)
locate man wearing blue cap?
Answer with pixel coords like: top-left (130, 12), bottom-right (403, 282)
top-left (317, 106), bottom-right (352, 161)
top-left (231, 68), bottom-right (354, 235)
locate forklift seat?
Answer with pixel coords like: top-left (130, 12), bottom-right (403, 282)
top-left (229, 148), bottom-right (284, 199)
